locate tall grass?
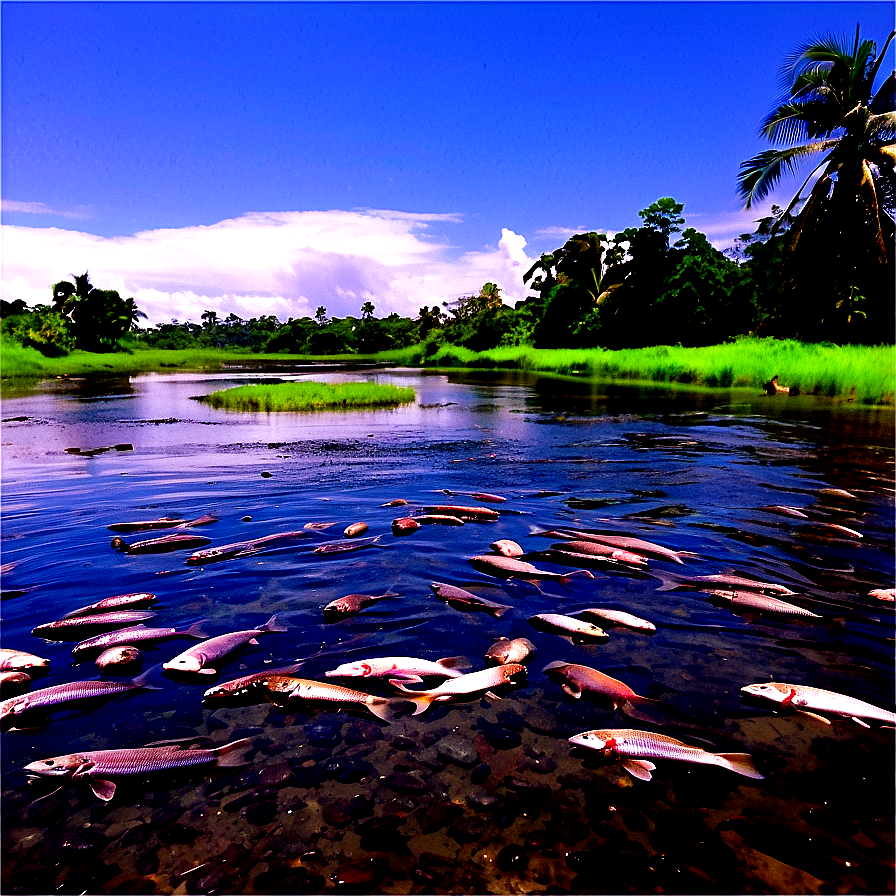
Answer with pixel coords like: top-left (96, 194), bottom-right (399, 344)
top-left (376, 338), bottom-right (895, 405)
top-left (200, 381), bottom-right (415, 412)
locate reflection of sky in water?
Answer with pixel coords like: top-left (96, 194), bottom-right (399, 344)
top-left (1, 370), bottom-right (893, 894)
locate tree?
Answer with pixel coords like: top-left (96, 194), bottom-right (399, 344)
top-left (315, 306), bottom-right (328, 326)
top-left (360, 301), bottom-right (375, 320)
top-left (738, 25), bottom-right (896, 340)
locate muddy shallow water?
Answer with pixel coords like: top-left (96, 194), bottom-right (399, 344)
top-left (1, 367), bottom-right (893, 895)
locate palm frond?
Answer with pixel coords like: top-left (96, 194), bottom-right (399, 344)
top-left (870, 71), bottom-right (895, 114)
top-left (760, 103), bottom-right (814, 144)
top-left (738, 142), bottom-right (835, 207)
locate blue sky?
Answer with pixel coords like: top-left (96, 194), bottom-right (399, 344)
top-left (2, 2), bottom-right (893, 325)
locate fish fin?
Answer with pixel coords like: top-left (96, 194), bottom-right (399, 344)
top-left (197, 667), bottom-right (217, 675)
top-left (850, 716), bottom-right (872, 728)
top-left (484, 690), bottom-right (501, 702)
top-left (492, 606), bottom-right (510, 618)
top-left (560, 683), bottom-right (582, 699)
top-left (260, 615), bottom-right (287, 633)
top-left (796, 709), bottom-right (832, 725)
top-left (620, 697), bottom-right (667, 724)
top-left (620, 758), bottom-right (655, 781)
top-left (88, 778), bottom-right (117, 801)
top-left (185, 513), bottom-right (218, 527)
top-left (214, 737), bottom-right (255, 767)
top-left (248, 638), bottom-right (259, 645)
top-left (366, 697), bottom-right (417, 723)
top-left (559, 570), bottom-right (595, 584)
top-left (437, 656), bottom-right (472, 671)
top-left (541, 660), bottom-right (569, 672)
top-left (185, 621), bottom-right (211, 639)
top-left (739, 612), bottom-right (761, 624)
top-left (716, 752), bottom-right (765, 780)
top-left (388, 673), bottom-right (424, 684)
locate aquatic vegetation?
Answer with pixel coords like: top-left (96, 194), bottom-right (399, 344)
top-left (199, 380), bottom-right (416, 412)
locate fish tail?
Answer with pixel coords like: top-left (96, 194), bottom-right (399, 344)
top-left (652, 571), bottom-right (684, 591)
top-left (437, 655), bottom-right (471, 670)
top-left (366, 697), bottom-right (416, 723)
top-left (214, 737), bottom-right (255, 767)
top-left (185, 621), bottom-right (210, 639)
top-left (260, 614), bottom-right (288, 633)
top-left (187, 513), bottom-right (218, 527)
top-left (716, 752), bottom-right (764, 779)
top-left (130, 666), bottom-right (164, 690)
top-left (387, 681), bottom-right (434, 715)
top-left (559, 570), bottom-right (595, 584)
top-left (491, 605), bottom-right (510, 618)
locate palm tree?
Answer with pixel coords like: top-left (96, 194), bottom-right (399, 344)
top-left (738, 26), bottom-right (895, 337)
top-left (360, 301), bottom-right (375, 319)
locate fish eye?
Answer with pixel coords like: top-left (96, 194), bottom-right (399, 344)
top-left (45, 760), bottom-right (55, 766)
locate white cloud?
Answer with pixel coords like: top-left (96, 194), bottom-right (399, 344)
top-left (1, 199), bottom-right (91, 219)
top-left (1, 209), bottom-right (538, 325)
top-left (686, 198), bottom-right (799, 250)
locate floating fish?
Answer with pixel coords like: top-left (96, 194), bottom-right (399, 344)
top-left (817, 488), bottom-right (858, 500)
top-left (868, 588), bottom-right (895, 602)
top-left (303, 521), bottom-right (338, 531)
top-left (759, 505), bottom-right (810, 519)
top-left (549, 540), bottom-right (648, 566)
top-left (107, 513), bottom-right (217, 533)
top-left (544, 661), bottom-right (658, 718)
top-left (430, 582), bottom-right (512, 618)
top-left (113, 533), bottom-right (213, 554)
top-left (529, 613), bottom-right (608, 639)
top-left (163, 615), bottom-right (286, 675)
top-left (652, 571), bottom-right (796, 596)
top-left (325, 655), bottom-right (468, 684)
top-left (381, 499), bottom-right (408, 507)
top-left (568, 728), bottom-right (764, 781)
top-left (391, 518), bottom-right (420, 535)
top-left (24, 737), bottom-right (254, 801)
top-left (802, 522), bottom-right (863, 540)
top-left (410, 514), bottom-right (466, 526)
top-left (423, 505), bottom-right (500, 521)
top-left (490, 539), bottom-right (524, 558)
top-left (0, 671), bottom-right (31, 698)
top-left (577, 607), bottom-right (656, 632)
top-left (255, 676), bottom-right (413, 722)
top-left (548, 529), bottom-right (697, 565)
top-left (1, 671), bottom-right (157, 731)
top-left (389, 664), bottom-right (527, 715)
top-left (343, 522), bottom-right (369, 538)
top-left (740, 682), bottom-right (896, 726)
top-left (469, 554), bottom-right (594, 583)
top-left (72, 622), bottom-right (208, 661)
top-left (313, 535), bottom-right (386, 555)
top-left (707, 590), bottom-right (822, 623)
top-left (323, 590), bottom-right (401, 616)
top-left (0, 648), bottom-right (50, 671)
top-left (61, 592), bottom-right (157, 619)
top-left (484, 637), bottom-right (536, 666)
top-left (186, 531), bottom-right (310, 565)
top-left (95, 646), bottom-right (143, 672)
top-left (32, 611), bottom-right (157, 641)
top-left (202, 664), bottom-right (307, 700)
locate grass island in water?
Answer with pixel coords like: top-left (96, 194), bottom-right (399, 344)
top-left (199, 380), bottom-right (416, 412)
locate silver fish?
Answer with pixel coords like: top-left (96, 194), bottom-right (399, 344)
top-left (32, 611), bottom-right (157, 640)
top-left (707, 590), bottom-right (822, 622)
top-left (490, 539), bottom-right (524, 558)
top-left (325, 656), bottom-right (468, 683)
top-left (577, 607), bottom-right (656, 631)
top-left (61, 592), bottom-right (157, 619)
top-left (549, 540), bottom-right (648, 566)
top-left (0, 648), bottom-right (50, 671)
top-left (323, 590), bottom-right (400, 616)
top-left (653, 571), bottom-right (796, 595)
top-left (313, 535), bottom-right (385, 555)
top-left (423, 504), bottom-right (500, 521)
top-left (163, 615), bottom-right (286, 675)
top-left (389, 664), bottom-right (527, 715)
top-left (568, 728), bottom-right (764, 781)
top-left (95, 646), bottom-right (143, 672)
top-left (72, 621), bottom-right (208, 661)
top-left (741, 682), bottom-right (896, 725)
top-left (203, 664), bottom-right (306, 700)
top-left (469, 554), bottom-right (594, 582)
top-left (529, 613), bottom-right (608, 639)
top-left (256, 675), bottom-right (412, 722)
top-left (430, 582), bottom-right (512, 618)
top-left (186, 531), bottom-right (309, 565)
top-left (24, 737), bottom-right (253, 801)
top-left (113, 533), bottom-right (212, 554)
top-left (107, 513), bottom-right (217, 533)
top-left (484, 637), bottom-right (536, 665)
top-left (544, 661), bottom-right (651, 710)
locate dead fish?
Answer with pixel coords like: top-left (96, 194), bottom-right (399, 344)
top-left (61, 592), bottom-right (157, 619)
top-left (653, 571), bottom-right (796, 596)
top-left (423, 504), bottom-right (500, 521)
top-left (759, 505), bottom-right (810, 519)
top-left (95, 646), bottom-right (143, 672)
top-left (255, 676), bottom-right (412, 722)
top-left (24, 737), bottom-right (254, 801)
top-left (0, 648), bottom-right (50, 671)
top-left (817, 488), bottom-right (857, 499)
top-left (107, 513), bottom-right (217, 533)
top-left (868, 588), bottom-right (895, 602)
top-left (469, 554), bottom-right (594, 583)
top-left (313, 535), bottom-right (386, 555)
top-left (323, 590), bottom-right (400, 616)
top-left (568, 728), bottom-right (764, 781)
top-left (469, 492), bottom-right (507, 503)
top-left (550, 540), bottom-right (648, 566)
top-left (392, 518), bottom-right (420, 535)
top-left (203, 664), bottom-right (307, 700)
top-left (72, 621), bottom-right (209, 661)
top-left (411, 514), bottom-right (466, 526)
top-left (544, 661), bottom-right (658, 718)
top-left (707, 590), bottom-right (822, 623)
top-left (186, 530), bottom-right (310, 565)
top-left (113, 533), bottom-right (213, 554)
top-left (32, 611), bottom-right (157, 640)
top-left (1, 671), bottom-right (158, 731)
top-left (741, 682), bottom-right (896, 726)
top-left (163, 615), bottom-right (286, 675)
top-left (303, 521), bottom-right (338, 530)
top-left (430, 582), bottom-right (512, 618)
top-left (0, 671), bottom-right (31, 698)
top-left (389, 664), bottom-right (527, 715)
top-left (485, 637), bottom-right (536, 666)
top-left (802, 522), bottom-right (863, 540)
top-left (542, 529), bottom-right (696, 565)
top-left (529, 613), bottom-right (608, 639)
top-left (381, 499), bottom-right (408, 507)
top-left (343, 522), bottom-right (369, 538)
top-left (325, 655), bottom-right (469, 683)
top-left (490, 539), bottom-right (524, 558)
top-left (577, 607), bottom-right (656, 632)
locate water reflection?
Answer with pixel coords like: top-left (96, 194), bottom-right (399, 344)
top-left (1, 368), bottom-right (893, 895)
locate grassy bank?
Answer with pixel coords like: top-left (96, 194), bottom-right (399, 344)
top-left (378, 338), bottom-right (895, 405)
top-left (2, 335), bottom-right (892, 405)
top-left (200, 381), bottom-right (416, 412)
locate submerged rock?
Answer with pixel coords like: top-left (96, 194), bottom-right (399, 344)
top-left (436, 733), bottom-right (479, 767)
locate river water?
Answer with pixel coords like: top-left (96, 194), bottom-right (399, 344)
top-left (1, 367), bottom-right (893, 895)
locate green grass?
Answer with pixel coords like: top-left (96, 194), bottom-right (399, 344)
top-left (199, 381), bottom-right (416, 412)
top-left (375, 338), bottom-right (895, 405)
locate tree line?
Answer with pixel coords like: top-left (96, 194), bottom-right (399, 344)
top-left (2, 26), bottom-right (892, 357)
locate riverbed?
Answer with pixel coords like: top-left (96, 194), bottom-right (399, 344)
top-left (1, 367), bottom-right (893, 895)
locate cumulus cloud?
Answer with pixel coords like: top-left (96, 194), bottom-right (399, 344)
top-left (1, 209), bottom-right (538, 325)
